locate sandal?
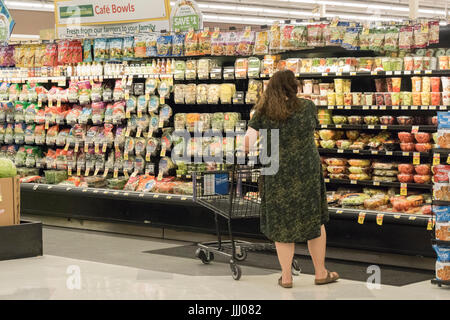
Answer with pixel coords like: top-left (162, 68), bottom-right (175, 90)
top-left (314, 271), bottom-right (339, 285)
top-left (278, 277), bottom-right (293, 289)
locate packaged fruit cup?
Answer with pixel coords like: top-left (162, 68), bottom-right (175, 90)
top-left (332, 115), bottom-right (347, 124)
top-left (421, 92), bottom-right (431, 106)
top-left (364, 116), bottom-right (379, 125)
top-left (413, 56), bottom-right (424, 70)
top-left (411, 77), bottom-right (422, 92)
top-left (392, 58), bottom-right (403, 71)
top-left (382, 57), bottom-right (392, 71)
top-left (404, 57), bottom-right (414, 71)
top-left (401, 92), bottom-right (412, 105)
top-left (348, 116), bottom-right (363, 124)
top-left (391, 92), bottom-right (400, 106)
top-left (422, 77), bottom-right (431, 92)
top-left (423, 57), bottom-right (431, 70)
top-left (327, 92), bottom-right (336, 106)
top-left (344, 93), bottom-right (352, 106)
top-left (375, 93), bottom-right (384, 105)
top-left (438, 56), bottom-right (448, 70)
top-left (336, 93), bottom-right (344, 106)
top-left (375, 79), bottom-right (386, 92)
top-left (431, 92), bottom-right (441, 106)
top-left (303, 80), bottom-right (313, 94)
top-left (384, 93), bottom-right (392, 106)
top-left (431, 77), bottom-right (441, 92)
top-left (397, 116), bottom-right (413, 125)
top-left (364, 93), bottom-right (374, 105)
top-left (334, 79), bottom-right (344, 94)
top-left (319, 95), bottom-right (328, 106)
top-left (343, 80), bottom-right (351, 93)
top-left (443, 92), bottom-right (450, 106)
top-left (391, 78), bottom-right (401, 92)
top-left (380, 116), bottom-right (395, 125)
top-left (352, 92), bottom-right (362, 106)
top-left (412, 92), bottom-right (422, 106)
top-left (442, 77), bottom-right (450, 92)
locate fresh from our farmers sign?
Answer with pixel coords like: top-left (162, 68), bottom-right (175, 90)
top-left (171, 0), bottom-right (203, 31)
top-left (55, 0), bottom-right (171, 38)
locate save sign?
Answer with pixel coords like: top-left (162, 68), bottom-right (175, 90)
top-left (170, 0), bottom-right (203, 31)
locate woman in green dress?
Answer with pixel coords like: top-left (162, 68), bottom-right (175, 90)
top-left (245, 70), bottom-right (339, 288)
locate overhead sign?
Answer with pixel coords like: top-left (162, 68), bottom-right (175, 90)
top-left (0, 0), bottom-right (15, 43)
top-left (55, 0), bottom-right (171, 39)
top-left (171, 0), bottom-right (203, 32)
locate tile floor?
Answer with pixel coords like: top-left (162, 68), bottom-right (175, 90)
top-left (0, 227), bottom-right (448, 300)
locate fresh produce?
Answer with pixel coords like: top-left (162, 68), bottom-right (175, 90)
top-left (0, 158), bottom-right (17, 177)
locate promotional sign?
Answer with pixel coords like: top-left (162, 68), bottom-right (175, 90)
top-left (0, 0), bottom-right (15, 43)
top-left (55, 0), bottom-right (171, 39)
top-left (171, 0), bottom-right (203, 32)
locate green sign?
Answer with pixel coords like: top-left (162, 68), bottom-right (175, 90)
top-left (60, 5), bottom-right (95, 19)
top-left (170, 0), bottom-right (202, 32)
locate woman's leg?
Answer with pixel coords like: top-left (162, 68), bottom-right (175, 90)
top-left (307, 225), bottom-right (337, 279)
top-left (275, 242), bottom-right (295, 284)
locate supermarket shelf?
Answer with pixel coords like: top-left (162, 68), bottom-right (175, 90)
top-left (1, 70), bottom-right (450, 84)
top-left (324, 105), bottom-right (447, 111)
top-left (324, 178), bottom-right (432, 190)
top-left (432, 239), bottom-right (450, 246)
top-left (431, 279), bottom-right (450, 287)
top-left (432, 200), bottom-right (450, 206)
top-left (318, 148), bottom-right (431, 158)
top-left (328, 207), bottom-right (432, 226)
top-left (319, 124), bottom-right (437, 132)
top-left (432, 148), bottom-right (450, 155)
top-left (20, 183), bottom-right (193, 205)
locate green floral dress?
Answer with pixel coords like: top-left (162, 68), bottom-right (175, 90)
top-left (248, 98), bottom-right (329, 243)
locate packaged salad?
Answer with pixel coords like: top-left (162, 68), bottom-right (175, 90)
top-left (172, 33), bottom-right (185, 56)
top-left (254, 30), bottom-right (269, 55)
top-left (207, 85), bottom-right (220, 104)
top-left (184, 84), bottom-right (197, 104)
top-left (146, 33), bottom-right (158, 57)
top-left (123, 37), bottom-right (135, 60)
top-left (199, 28), bottom-right (212, 55)
top-left (399, 26), bottom-right (414, 50)
top-left (211, 28), bottom-right (225, 56)
top-left (225, 31), bottom-right (239, 56)
top-left (236, 28), bottom-right (255, 56)
top-left (94, 38), bottom-right (108, 61)
top-left (185, 30), bottom-right (199, 56)
top-left (269, 23), bottom-right (281, 51)
top-left (109, 38), bottom-right (123, 61)
top-left (185, 59), bottom-right (197, 80)
top-left (174, 84), bottom-right (185, 104)
top-left (197, 84), bottom-right (208, 104)
top-left (157, 35), bottom-right (172, 57)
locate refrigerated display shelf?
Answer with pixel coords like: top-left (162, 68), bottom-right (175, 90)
top-left (432, 239), bottom-right (450, 246)
top-left (324, 105), bottom-right (448, 111)
top-left (319, 124), bottom-right (437, 132)
top-left (329, 207), bottom-right (432, 225)
top-left (432, 200), bottom-right (450, 206)
top-left (432, 148), bottom-right (450, 155)
top-left (318, 148), bottom-right (431, 158)
top-left (324, 178), bottom-right (432, 190)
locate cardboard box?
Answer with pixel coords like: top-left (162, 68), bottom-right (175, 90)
top-left (0, 177), bottom-right (20, 227)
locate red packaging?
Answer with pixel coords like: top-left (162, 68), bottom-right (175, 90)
top-left (398, 164), bottom-right (414, 174)
top-left (384, 93), bottom-right (392, 106)
top-left (413, 175), bottom-right (431, 184)
top-left (398, 174), bottom-right (413, 184)
top-left (375, 93), bottom-right (384, 105)
top-left (431, 92), bottom-right (441, 106)
top-left (415, 164), bottom-right (431, 175)
top-left (432, 165), bottom-right (450, 175)
top-left (398, 132), bottom-right (414, 143)
top-left (415, 143), bottom-right (432, 152)
top-left (400, 143), bottom-right (415, 151)
top-left (433, 173), bottom-right (449, 183)
top-left (375, 79), bottom-right (386, 92)
top-left (431, 77), bottom-right (441, 92)
top-left (414, 132), bottom-right (431, 143)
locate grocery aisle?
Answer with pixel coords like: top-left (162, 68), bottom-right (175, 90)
top-left (0, 226), bottom-right (447, 300)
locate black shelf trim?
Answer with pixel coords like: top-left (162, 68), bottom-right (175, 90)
top-left (324, 178), bottom-right (433, 190)
top-left (319, 124), bottom-right (437, 132)
top-left (318, 148), bottom-right (431, 158)
top-left (432, 200), bottom-right (450, 206)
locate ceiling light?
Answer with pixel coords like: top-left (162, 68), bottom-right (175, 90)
top-left (5, 1), bottom-right (54, 11)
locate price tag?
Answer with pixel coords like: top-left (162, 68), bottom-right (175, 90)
top-left (402, 151), bottom-right (410, 156)
top-left (380, 106), bottom-right (386, 110)
top-left (77, 168), bottom-right (81, 176)
top-left (68, 167), bottom-right (72, 176)
top-left (440, 105), bottom-right (447, 111)
top-left (337, 149), bottom-right (344, 153)
top-left (411, 126), bottom-right (419, 134)
top-left (373, 181), bottom-right (380, 186)
top-left (427, 218), bottom-right (433, 230)
top-left (64, 143), bottom-right (70, 151)
top-left (114, 169), bottom-right (118, 178)
top-left (57, 99), bottom-right (61, 108)
top-left (157, 172), bottom-right (163, 181)
top-left (350, 180), bottom-right (357, 185)
top-left (350, 72), bottom-right (357, 76)
top-left (324, 178), bottom-right (330, 183)
top-left (414, 70), bottom-right (421, 74)
top-left (102, 143), bottom-right (107, 153)
top-left (84, 144), bottom-right (89, 153)
top-left (85, 168), bottom-right (90, 177)
top-left (336, 72), bottom-right (342, 76)
top-left (372, 150), bottom-right (379, 155)
top-left (404, 71), bottom-right (411, 75)
top-left (371, 105), bottom-right (379, 110)
top-left (322, 72), bottom-right (328, 76)
top-left (125, 128), bottom-right (131, 137)
top-left (425, 70), bottom-right (432, 74)
top-left (322, 125), bottom-right (328, 128)
top-left (392, 106), bottom-right (399, 110)
top-left (145, 152), bottom-right (151, 162)
top-left (433, 153), bottom-right (441, 165)
top-left (335, 124), bottom-right (342, 128)
top-left (103, 168), bottom-right (109, 178)
top-left (153, 194), bottom-right (160, 198)
top-left (380, 125), bottom-right (387, 130)
top-left (75, 143), bottom-right (79, 153)
top-left (58, 79), bottom-right (66, 86)
top-left (136, 128), bottom-right (142, 138)
top-left (386, 71), bottom-right (393, 75)
top-left (353, 150), bottom-right (360, 154)
top-left (345, 106), bottom-right (351, 110)
top-left (368, 125), bottom-right (375, 129)
top-left (447, 155), bottom-right (450, 165)
top-left (145, 93), bottom-right (150, 101)
top-left (94, 144), bottom-right (99, 153)
top-left (160, 97), bottom-right (166, 104)
top-left (430, 105), bottom-right (437, 110)
top-left (124, 170), bottom-right (129, 179)
top-left (124, 153), bottom-right (129, 160)
top-left (148, 130), bottom-right (153, 138)
top-left (400, 183), bottom-right (407, 196)
top-left (358, 212), bottom-right (366, 224)
top-left (413, 152), bottom-right (420, 165)
top-left (385, 151), bottom-right (393, 156)
top-left (127, 76), bottom-right (133, 86)
top-left (159, 120), bottom-right (164, 128)
top-left (38, 99), bottom-right (42, 108)
top-left (181, 197), bottom-right (187, 201)
top-left (401, 106), bottom-right (409, 110)
top-left (328, 106), bottom-right (335, 110)
top-left (371, 71), bottom-right (377, 75)
top-left (94, 168), bottom-right (99, 176)
top-left (45, 121), bottom-right (49, 130)
top-left (363, 106), bottom-right (369, 110)
top-left (394, 215), bottom-right (401, 219)
top-left (408, 216), bottom-right (416, 221)
top-left (376, 213), bottom-right (384, 226)
top-left (166, 196), bottom-right (173, 200)
top-left (394, 71), bottom-right (402, 75)
top-left (125, 91), bottom-right (130, 101)
top-left (411, 106), bottom-right (418, 110)
top-left (160, 147), bottom-right (166, 157)
top-left (336, 210), bottom-right (343, 214)
top-left (337, 106), bottom-right (344, 109)
top-left (49, 100), bottom-right (53, 108)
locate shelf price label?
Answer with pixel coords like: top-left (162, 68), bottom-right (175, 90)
top-left (124, 153), bottom-right (129, 161)
top-left (350, 180), bottom-right (357, 185)
top-left (68, 167), bottom-right (72, 176)
top-left (392, 106), bottom-right (399, 110)
top-left (84, 144), bottom-right (89, 153)
top-left (113, 169), bottom-right (119, 178)
top-left (336, 210), bottom-right (343, 214)
top-left (75, 143), bottom-right (79, 153)
top-left (400, 183), bottom-right (408, 196)
top-left (371, 71), bottom-right (377, 75)
top-left (160, 97), bottom-right (165, 104)
top-left (350, 72), bottom-right (356, 76)
top-left (145, 152), bottom-right (151, 162)
top-left (160, 146), bottom-right (167, 157)
top-left (337, 149), bottom-right (344, 153)
top-left (94, 144), bottom-right (99, 154)
top-left (413, 153), bottom-right (420, 165)
top-left (363, 106), bottom-right (369, 110)
top-left (93, 168), bottom-right (99, 177)
top-left (411, 126), bottom-right (419, 134)
top-left (124, 170), bottom-right (129, 179)
top-left (77, 168), bottom-right (81, 176)
top-left (103, 168), bottom-right (109, 178)
top-left (427, 218), bottom-right (433, 230)
top-left (358, 212), bottom-right (366, 224)
top-left (385, 151), bottom-right (393, 156)
top-left (408, 216), bottom-right (416, 221)
top-left (136, 128), bottom-right (142, 138)
top-left (85, 168), bottom-right (90, 177)
top-left (447, 155), bottom-right (450, 165)
top-left (376, 213), bottom-right (384, 226)
top-left (157, 172), bottom-right (163, 181)
top-left (102, 143), bottom-right (107, 153)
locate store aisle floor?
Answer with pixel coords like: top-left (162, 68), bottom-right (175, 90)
top-left (0, 227), bottom-right (448, 300)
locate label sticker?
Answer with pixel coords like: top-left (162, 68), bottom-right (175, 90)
top-left (376, 213), bottom-right (384, 226)
top-left (358, 212), bottom-right (366, 224)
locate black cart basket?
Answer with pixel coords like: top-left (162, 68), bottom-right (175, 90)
top-left (192, 164), bottom-right (301, 280)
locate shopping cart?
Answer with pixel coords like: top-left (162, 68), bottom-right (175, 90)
top-left (193, 164), bottom-right (301, 280)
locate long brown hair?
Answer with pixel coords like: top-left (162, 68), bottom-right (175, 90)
top-left (252, 69), bottom-right (301, 121)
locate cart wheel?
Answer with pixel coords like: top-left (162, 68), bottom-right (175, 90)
top-left (234, 249), bottom-right (247, 262)
top-left (230, 263), bottom-right (242, 280)
top-left (195, 248), bottom-right (211, 265)
top-left (291, 259), bottom-right (301, 276)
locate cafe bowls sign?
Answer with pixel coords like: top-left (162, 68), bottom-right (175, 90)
top-left (55, 0), bottom-right (171, 38)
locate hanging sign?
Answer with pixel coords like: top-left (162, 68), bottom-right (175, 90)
top-left (170, 0), bottom-right (203, 32)
top-left (55, 0), bottom-right (171, 39)
top-left (0, 0), bottom-right (15, 44)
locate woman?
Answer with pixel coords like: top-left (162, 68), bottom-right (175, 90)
top-left (244, 70), bottom-right (339, 288)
